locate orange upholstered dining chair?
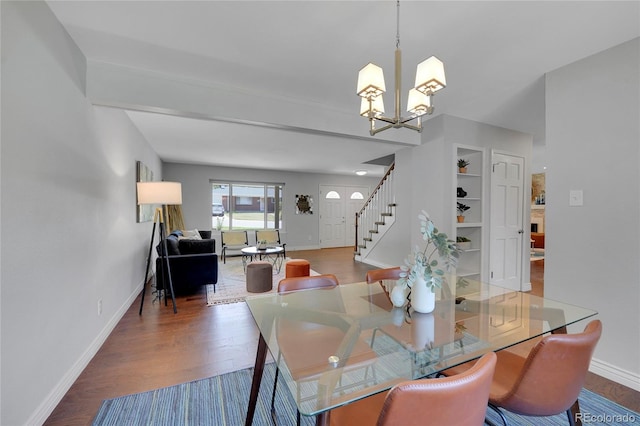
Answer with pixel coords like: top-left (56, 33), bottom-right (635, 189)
top-left (329, 351), bottom-right (497, 426)
top-left (365, 267), bottom-right (403, 284)
top-left (444, 319), bottom-right (602, 426)
top-left (365, 267), bottom-right (403, 303)
top-left (271, 274), bottom-right (379, 425)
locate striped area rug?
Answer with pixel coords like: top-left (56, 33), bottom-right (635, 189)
top-left (93, 363), bottom-right (639, 426)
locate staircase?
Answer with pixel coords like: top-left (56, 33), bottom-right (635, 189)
top-left (354, 163), bottom-right (396, 261)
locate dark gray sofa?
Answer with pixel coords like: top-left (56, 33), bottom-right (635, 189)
top-left (155, 230), bottom-right (218, 296)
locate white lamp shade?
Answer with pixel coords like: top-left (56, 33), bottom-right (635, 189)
top-left (414, 56), bottom-right (446, 94)
top-left (357, 63), bottom-right (386, 98)
top-left (360, 96), bottom-right (385, 117)
top-left (407, 88), bottom-right (431, 115)
top-left (137, 182), bottom-right (182, 205)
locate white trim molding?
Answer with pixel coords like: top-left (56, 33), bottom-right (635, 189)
top-left (25, 282), bottom-right (144, 425)
top-left (590, 358), bottom-right (640, 392)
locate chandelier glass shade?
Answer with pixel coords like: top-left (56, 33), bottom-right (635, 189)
top-left (357, 1), bottom-right (446, 136)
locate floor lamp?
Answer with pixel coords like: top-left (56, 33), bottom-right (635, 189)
top-left (137, 181), bottom-right (182, 315)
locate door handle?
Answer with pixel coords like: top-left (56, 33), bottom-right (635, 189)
top-left (518, 229), bottom-right (524, 234)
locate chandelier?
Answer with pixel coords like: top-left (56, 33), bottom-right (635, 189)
top-left (357, 1), bottom-right (446, 136)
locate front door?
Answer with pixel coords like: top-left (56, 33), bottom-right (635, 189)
top-left (319, 185), bottom-right (369, 248)
top-left (490, 152), bottom-right (525, 291)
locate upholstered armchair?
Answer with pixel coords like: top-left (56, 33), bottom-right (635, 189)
top-left (220, 230), bottom-right (249, 263)
top-left (255, 229), bottom-right (286, 258)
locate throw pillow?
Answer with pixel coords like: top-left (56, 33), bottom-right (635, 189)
top-left (157, 234), bottom-right (181, 256)
top-left (180, 229), bottom-right (202, 240)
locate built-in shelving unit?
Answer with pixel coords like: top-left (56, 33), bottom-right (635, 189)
top-left (455, 146), bottom-right (485, 280)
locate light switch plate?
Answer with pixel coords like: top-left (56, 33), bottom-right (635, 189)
top-left (569, 190), bottom-right (583, 206)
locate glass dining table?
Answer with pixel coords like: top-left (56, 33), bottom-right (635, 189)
top-left (244, 276), bottom-right (597, 426)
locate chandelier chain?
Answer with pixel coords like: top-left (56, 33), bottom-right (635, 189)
top-left (396, 0), bottom-right (400, 49)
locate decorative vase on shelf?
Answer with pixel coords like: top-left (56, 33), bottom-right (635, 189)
top-left (410, 275), bottom-right (436, 314)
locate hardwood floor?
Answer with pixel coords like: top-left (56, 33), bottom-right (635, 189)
top-left (45, 249), bottom-right (639, 425)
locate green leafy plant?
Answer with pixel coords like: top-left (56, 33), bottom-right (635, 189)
top-left (457, 158), bottom-right (470, 168)
top-left (398, 211), bottom-right (460, 293)
top-left (457, 202), bottom-right (470, 215)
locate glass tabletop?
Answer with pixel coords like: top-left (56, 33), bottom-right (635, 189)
top-left (245, 276), bottom-right (597, 417)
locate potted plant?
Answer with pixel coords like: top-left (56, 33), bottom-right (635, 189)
top-left (456, 236), bottom-right (471, 250)
top-left (256, 239), bottom-right (268, 250)
top-left (457, 202), bottom-right (470, 223)
top-left (457, 158), bottom-right (470, 173)
top-left (390, 211), bottom-right (460, 313)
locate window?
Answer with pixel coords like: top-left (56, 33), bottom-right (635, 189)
top-left (212, 182), bottom-right (284, 231)
top-left (325, 191), bottom-right (341, 199)
top-left (350, 191), bottom-right (365, 200)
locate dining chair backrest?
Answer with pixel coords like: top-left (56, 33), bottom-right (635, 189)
top-left (492, 319), bottom-right (602, 417)
top-left (221, 230), bottom-right (248, 247)
top-left (256, 229), bottom-right (281, 245)
top-left (380, 352), bottom-right (496, 426)
top-left (329, 352), bottom-right (497, 426)
top-left (365, 267), bottom-right (402, 284)
top-left (277, 275), bottom-right (342, 329)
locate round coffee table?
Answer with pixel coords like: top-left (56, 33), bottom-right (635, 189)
top-left (241, 246), bottom-right (285, 273)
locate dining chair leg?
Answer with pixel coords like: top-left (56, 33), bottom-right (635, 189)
top-left (370, 328), bottom-right (379, 348)
top-left (487, 403), bottom-right (508, 426)
top-left (566, 408), bottom-right (576, 426)
top-left (270, 352), bottom-right (282, 414)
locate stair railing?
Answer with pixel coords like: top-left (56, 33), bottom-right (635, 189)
top-left (355, 162), bottom-right (395, 253)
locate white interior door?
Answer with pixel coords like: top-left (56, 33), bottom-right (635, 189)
top-left (319, 185), bottom-right (368, 248)
top-left (490, 153), bottom-right (525, 290)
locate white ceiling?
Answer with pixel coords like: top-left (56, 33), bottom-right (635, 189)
top-left (47, 1), bottom-right (640, 176)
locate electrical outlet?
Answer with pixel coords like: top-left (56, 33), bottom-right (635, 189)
top-left (98, 299), bottom-right (103, 316)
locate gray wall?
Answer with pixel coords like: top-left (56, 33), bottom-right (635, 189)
top-left (367, 114), bottom-right (533, 287)
top-left (1, 2), bottom-right (162, 424)
top-left (162, 162), bottom-right (379, 249)
top-left (545, 38), bottom-right (640, 388)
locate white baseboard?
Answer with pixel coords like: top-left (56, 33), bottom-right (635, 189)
top-left (590, 357), bottom-right (640, 392)
top-left (355, 257), bottom-right (395, 269)
top-left (287, 244), bottom-right (321, 251)
top-left (26, 281), bottom-right (144, 426)
top-left (522, 281), bottom-right (532, 292)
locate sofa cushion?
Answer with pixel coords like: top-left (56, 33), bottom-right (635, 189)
top-left (179, 238), bottom-right (215, 255)
top-left (157, 234), bottom-right (181, 256)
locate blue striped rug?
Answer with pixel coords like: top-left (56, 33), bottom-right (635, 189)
top-left (93, 363), bottom-right (639, 425)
